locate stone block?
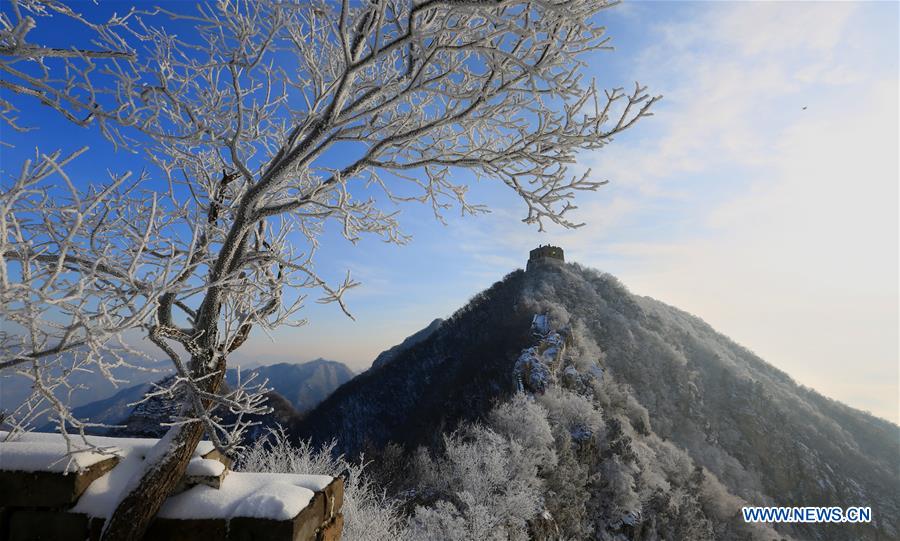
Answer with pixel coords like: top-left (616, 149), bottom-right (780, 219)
top-left (145, 517), bottom-right (228, 541)
top-left (175, 460), bottom-right (228, 493)
top-left (7, 509), bottom-right (89, 541)
top-left (0, 507), bottom-right (10, 541)
top-left (229, 491), bottom-right (325, 541)
top-left (85, 515), bottom-right (230, 541)
top-left (0, 456), bottom-right (118, 507)
top-left (228, 516), bottom-right (296, 541)
top-left (180, 467), bottom-right (227, 491)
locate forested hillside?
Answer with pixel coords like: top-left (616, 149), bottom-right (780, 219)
top-left (296, 261), bottom-right (899, 540)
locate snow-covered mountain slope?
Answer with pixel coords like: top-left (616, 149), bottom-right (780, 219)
top-left (295, 261), bottom-right (899, 540)
top-left (295, 270), bottom-right (534, 456)
top-left (371, 318), bottom-right (444, 370)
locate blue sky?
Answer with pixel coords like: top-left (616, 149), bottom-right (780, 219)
top-left (2, 2), bottom-right (897, 421)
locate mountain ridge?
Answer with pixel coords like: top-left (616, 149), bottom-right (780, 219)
top-left (371, 318), bottom-right (444, 370)
top-left (295, 260), bottom-right (899, 540)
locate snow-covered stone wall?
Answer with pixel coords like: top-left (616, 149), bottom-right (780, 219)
top-left (0, 432), bottom-right (343, 541)
top-left (514, 314), bottom-right (572, 394)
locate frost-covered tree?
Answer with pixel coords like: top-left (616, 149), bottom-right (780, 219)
top-left (0, 0), bottom-right (658, 538)
top-left (410, 399), bottom-right (554, 540)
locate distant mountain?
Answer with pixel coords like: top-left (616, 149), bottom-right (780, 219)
top-left (0, 353), bottom-right (164, 422)
top-left (105, 375), bottom-right (302, 442)
top-left (228, 359), bottom-right (354, 413)
top-left (60, 380), bottom-right (156, 434)
top-left (371, 318), bottom-right (444, 370)
top-left (50, 359), bottom-right (353, 437)
top-left (295, 260), bottom-right (900, 540)
top-left (104, 376), bottom-right (186, 438)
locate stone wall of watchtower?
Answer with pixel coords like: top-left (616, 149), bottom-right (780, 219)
top-left (527, 245), bottom-right (564, 271)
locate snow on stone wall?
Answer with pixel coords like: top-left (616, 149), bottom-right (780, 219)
top-left (515, 315), bottom-right (570, 394)
top-left (0, 432), bottom-right (344, 541)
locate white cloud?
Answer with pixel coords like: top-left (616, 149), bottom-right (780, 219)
top-left (709, 3), bottom-right (857, 57)
top-left (570, 2), bottom-right (898, 419)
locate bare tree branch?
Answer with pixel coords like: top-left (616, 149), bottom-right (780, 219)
top-left (0, 1), bottom-right (659, 539)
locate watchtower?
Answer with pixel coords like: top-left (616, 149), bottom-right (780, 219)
top-left (527, 244), bottom-right (564, 271)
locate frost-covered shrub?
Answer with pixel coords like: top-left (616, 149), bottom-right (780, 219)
top-left (568, 320), bottom-right (605, 367)
top-left (238, 430), bottom-right (410, 541)
top-left (410, 424), bottom-right (546, 540)
top-left (538, 387), bottom-right (603, 443)
top-left (487, 393), bottom-right (557, 469)
top-left (596, 455), bottom-right (641, 521)
top-left (409, 500), bottom-right (471, 540)
top-left (542, 433), bottom-right (592, 539)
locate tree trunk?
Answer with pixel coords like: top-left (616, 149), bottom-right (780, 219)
top-left (99, 421), bottom-right (204, 540)
top-left (100, 364), bottom-right (226, 540)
